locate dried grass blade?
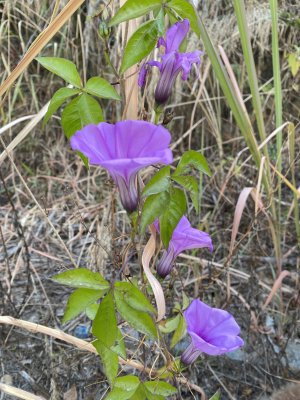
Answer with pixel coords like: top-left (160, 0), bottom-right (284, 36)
top-left (0, 0), bottom-right (85, 98)
top-left (0, 317), bottom-right (203, 393)
top-left (142, 224), bottom-right (166, 321)
top-left (229, 187), bottom-right (254, 256)
top-left (0, 316), bottom-right (147, 372)
top-left (0, 383), bottom-right (46, 400)
top-left (263, 270), bottom-right (291, 309)
top-left (0, 102), bottom-right (49, 165)
top-left (218, 45), bottom-right (250, 121)
top-left (270, 162), bottom-right (300, 199)
top-left (255, 156), bottom-right (266, 217)
top-left (0, 115), bottom-right (35, 135)
top-left (0, 315), bottom-right (96, 353)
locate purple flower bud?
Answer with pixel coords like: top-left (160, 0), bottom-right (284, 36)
top-left (138, 19), bottom-right (202, 104)
top-left (155, 216), bottom-right (213, 278)
top-left (181, 299), bottom-right (244, 364)
top-left (70, 121), bottom-right (173, 213)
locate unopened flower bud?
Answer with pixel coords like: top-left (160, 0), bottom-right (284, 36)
top-left (98, 21), bottom-right (111, 39)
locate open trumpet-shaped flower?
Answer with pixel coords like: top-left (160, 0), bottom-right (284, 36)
top-left (155, 216), bottom-right (213, 278)
top-left (181, 299), bottom-right (244, 364)
top-left (70, 121), bottom-right (173, 213)
top-left (138, 19), bottom-right (202, 104)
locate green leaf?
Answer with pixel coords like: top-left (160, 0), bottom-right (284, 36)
top-left (170, 314), bottom-right (186, 348)
top-left (142, 166), bottom-right (171, 197)
top-left (144, 381), bottom-right (177, 396)
top-left (182, 292), bottom-right (189, 310)
top-left (155, 8), bottom-right (165, 36)
top-left (175, 150), bottom-right (211, 177)
top-left (114, 289), bottom-right (157, 340)
top-left (209, 390), bottom-right (221, 400)
top-left (115, 376), bottom-right (140, 391)
top-left (92, 291), bottom-right (117, 348)
top-left (52, 268), bottom-right (109, 290)
top-left (61, 93), bottom-right (104, 139)
top-left (159, 188), bottom-right (186, 247)
top-left (36, 57), bottom-right (82, 87)
top-left (115, 281), bottom-right (155, 314)
top-left (120, 20), bottom-right (159, 74)
top-left (141, 191), bottom-right (170, 233)
top-left (287, 52), bottom-right (300, 77)
top-left (159, 314), bottom-right (180, 334)
top-left (109, 0), bottom-right (162, 27)
top-left (93, 340), bottom-right (119, 386)
top-left (111, 329), bottom-right (126, 360)
top-left (167, 0), bottom-right (200, 37)
top-left (43, 87), bottom-right (81, 126)
top-left (105, 387), bottom-right (132, 400)
top-left (63, 288), bottom-right (106, 323)
top-left (172, 174), bottom-right (199, 212)
top-left (155, 359), bottom-right (181, 380)
top-left (144, 391), bottom-right (164, 400)
top-left (85, 303), bottom-right (99, 320)
top-left (105, 376), bottom-right (140, 400)
top-left (85, 77), bottom-right (121, 100)
top-left (130, 384), bottom-right (146, 400)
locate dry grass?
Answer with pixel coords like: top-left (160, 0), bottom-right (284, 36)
top-left (0, 0), bottom-right (299, 399)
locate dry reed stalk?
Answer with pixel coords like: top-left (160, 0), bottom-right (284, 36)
top-left (0, 316), bottom-right (142, 369)
top-left (0, 102), bottom-right (49, 165)
top-left (0, 383), bottom-right (46, 400)
top-left (120, 0), bottom-right (139, 120)
top-left (0, 0), bottom-right (85, 99)
top-left (0, 316), bottom-right (206, 397)
top-left (218, 45), bottom-right (251, 123)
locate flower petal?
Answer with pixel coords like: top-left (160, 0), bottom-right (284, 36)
top-left (70, 123), bottom-right (115, 164)
top-left (209, 334), bottom-right (244, 350)
top-left (70, 121), bottom-right (173, 212)
top-left (182, 299), bottom-right (244, 360)
top-left (189, 332), bottom-right (229, 356)
top-left (138, 61), bottom-right (162, 87)
top-left (170, 216), bottom-right (213, 255)
top-left (184, 298), bottom-right (212, 334)
top-left (138, 64), bottom-right (148, 87)
top-left (190, 332), bottom-right (243, 356)
top-left (165, 19), bottom-right (190, 53)
top-left (204, 310), bottom-right (242, 339)
top-left (178, 50), bottom-right (202, 80)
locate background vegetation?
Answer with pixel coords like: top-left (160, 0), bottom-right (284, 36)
top-left (0, 0), bottom-right (299, 399)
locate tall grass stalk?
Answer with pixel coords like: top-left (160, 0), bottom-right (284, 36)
top-left (0, 0), bottom-right (85, 99)
top-left (195, 4), bottom-right (282, 270)
top-left (195, 14), bottom-right (262, 166)
top-left (270, 0), bottom-right (283, 239)
top-left (233, 1), bottom-right (287, 271)
top-left (288, 124), bottom-right (300, 246)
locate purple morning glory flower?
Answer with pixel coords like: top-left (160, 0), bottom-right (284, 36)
top-left (155, 216), bottom-right (213, 278)
top-left (181, 299), bottom-right (244, 364)
top-left (138, 19), bottom-right (202, 104)
top-left (70, 120), bottom-right (173, 213)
